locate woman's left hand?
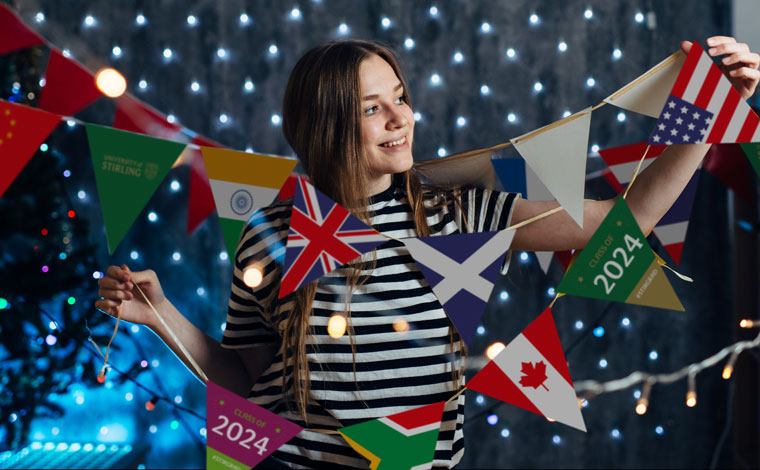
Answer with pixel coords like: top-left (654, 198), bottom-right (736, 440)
top-left (681, 36), bottom-right (759, 100)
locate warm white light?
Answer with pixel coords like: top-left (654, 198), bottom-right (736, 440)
top-left (95, 68), bottom-right (127, 98)
top-left (486, 342), bottom-right (505, 360)
top-left (393, 317), bottom-right (409, 332)
top-left (328, 314), bottom-right (347, 338)
top-left (558, 41), bottom-right (567, 52)
top-left (404, 38), bottom-right (415, 50)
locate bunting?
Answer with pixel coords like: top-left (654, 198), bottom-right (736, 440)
top-left (113, 93), bottom-right (182, 140)
top-left (0, 3), bottom-right (46, 55)
top-left (466, 308), bottom-right (586, 432)
top-left (86, 124), bottom-right (186, 254)
top-left (201, 147), bottom-right (297, 262)
top-left (38, 49), bottom-right (104, 117)
top-left (0, 100), bottom-right (62, 199)
top-left (338, 402), bottom-right (444, 470)
top-left (556, 198), bottom-right (684, 311)
top-left (402, 229), bottom-right (515, 346)
top-left (280, 177), bottom-right (388, 298)
top-left (206, 381), bottom-right (302, 470)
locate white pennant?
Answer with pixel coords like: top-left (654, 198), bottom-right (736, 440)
top-left (512, 107), bottom-right (592, 228)
top-left (414, 149), bottom-right (501, 190)
top-left (604, 50), bottom-right (686, 118)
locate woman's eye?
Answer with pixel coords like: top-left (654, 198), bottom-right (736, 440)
top-left (395, 95), bottom-right (407, 104)
top-left (364, 106), bottom-right (378, 116)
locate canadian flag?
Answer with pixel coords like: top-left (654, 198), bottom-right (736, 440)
top-left (466, 308), bottom-right (586, 432)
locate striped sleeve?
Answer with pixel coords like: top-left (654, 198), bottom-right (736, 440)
top-left (221, 202), bottom-right (292, 349)
top-left (457, 187), bottom-right (519, 233)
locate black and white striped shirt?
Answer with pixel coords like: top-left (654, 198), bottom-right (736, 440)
top-left (222, 176), bottom-right (518, 469)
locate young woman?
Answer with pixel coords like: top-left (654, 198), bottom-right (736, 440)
top-left (96, 37), bottom-right (758, 468)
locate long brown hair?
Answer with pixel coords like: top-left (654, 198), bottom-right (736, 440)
top-left (280, 40), bottom-right (466, 422)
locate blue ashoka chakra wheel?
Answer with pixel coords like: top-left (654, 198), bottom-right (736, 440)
top-left (230, 189), bottom-right (254, 215)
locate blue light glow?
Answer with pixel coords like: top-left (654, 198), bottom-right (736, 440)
top-left (593, 326), bottom-right (605, 337)
top-left (487, 414), bottom-right (498, 425)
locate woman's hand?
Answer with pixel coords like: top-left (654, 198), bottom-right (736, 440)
top-left (95, 264), bottom-right (166, 328)
top-left (681, 36), bottom-right (759, 100)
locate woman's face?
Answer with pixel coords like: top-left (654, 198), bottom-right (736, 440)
top-left (359, 54), bottom-right (415, 195)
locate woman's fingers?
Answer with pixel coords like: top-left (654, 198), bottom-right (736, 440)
top-left (728, 66), bottom-right (760, 81)
top-left (722, 51), bottom-right (760, 68)
top-left (97, 276), bottom-right (133, 290)
top-left (98, 288), bottom-right (133, 301)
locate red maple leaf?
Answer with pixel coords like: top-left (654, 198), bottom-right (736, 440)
top-left (518, 361), bottom-right (549, 391)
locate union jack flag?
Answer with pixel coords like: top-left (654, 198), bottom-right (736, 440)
top-left (649, 41), bottom-right (760, 145)
top-left (279, 177), bottom-right (389, 298)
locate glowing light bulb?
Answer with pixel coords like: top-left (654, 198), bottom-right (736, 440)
top-left (486, 342), bottom-right (505, 360)
top-left (404, 38), bottom-right (415, 49)
top-left (243, 266), bottom-right (263, 288)
top-left (338, 23), bottom-right (349, 35)
top-left (328, 314), bottom-right (347, 338)
top-left (95, 68), bottom-right (127, 98)
top-left (686, 391), bottom-right (697, 407)
top-left (558, 41), bottom-right (567, 52)
top-left (393, 317), bottom-right (409, 332)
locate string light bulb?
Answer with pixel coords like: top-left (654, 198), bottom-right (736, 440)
top-left (145, 396), bottom-right (158, 411)
top-left (486, 342), bottom-right (506, 360)
top-left (393, 317), bottom-right (409, 332)
top-left (328, 313), bottom-right (347, 338)
top-left (94, 68), bottom-right (127, 98)
top-left (739, 319), bottom-right (757, 328)
top-left (722, 351), bottom-right (739, 379)
top-left (685, 370), bottom-right (697, 407)
top-left (243, 266), bottom-right (263, 288)
top-left (635, 380), bottom-right (652, 415)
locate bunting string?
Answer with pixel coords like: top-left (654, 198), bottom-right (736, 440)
top-left (622, 144), bottom-right (653, 200)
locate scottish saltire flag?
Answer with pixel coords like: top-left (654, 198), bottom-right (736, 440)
top-left (599, 142), bottom-right (699, 264)
top-left (338, 402), bottom-right (444, 470)
top-left (649, 41), bottom-right (760, 145)
top-left (280, 177), bottom-right (389, 298)
top-left (402, 229), bottom-right (516, 346)
top-left (466, 308), bottom-right (586, 432)
top-left (491, 158), bottom-right (527, 197)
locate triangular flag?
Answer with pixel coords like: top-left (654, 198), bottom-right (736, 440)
top-left (556, 198), bottom-right (684, 311)
top-left (38, 49), bottom-right (104, 117)
top-left (604, 50), bottom-right (686, 118)
top-left (86, 124), bottom-right (186, 254)
top-left (338, 401), bottom-right (444, 470)
top-left (0, 100), bottom-right (61, 198)
top-left (187, 136), bottom-right (221, 234)
top-left (703, 143), bottom-right (754, 203)
top-left (511, 107), bottom-right (592, 228)
top-left (277, 173), bottom-right (301, 201)
top-left (741, 143), bottom-right (760, 182)
top-left (491, 158), bottom-right (526, 197)
top-left (280, 178), bottom-right (388, 298)
top-left (206, 381), bottom-right (302, 470)
top-left (599, 142), bottom-right (699, 264)
top-left (0, 4), bottom-right (46, 55)
top-left (112, 94), bottom-right (182, 140)
top-left (466, 308), bottom-right (586, 432)
top-left (648, 41), bottom-right (760, 145)
top-left (201, 147), bottom-right (297, 262)
top-left (402, 229), bottom-right (515, 346)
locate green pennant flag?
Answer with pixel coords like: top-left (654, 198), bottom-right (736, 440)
top-left (557, 198), bottom-right (684, 311)
top-left (740, 143), bottom-right (760, 181)
top-left (86, 124), bottom-right (186, 254)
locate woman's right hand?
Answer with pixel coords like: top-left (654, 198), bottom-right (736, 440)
top-left (95, 264), bottom-right (166, 327)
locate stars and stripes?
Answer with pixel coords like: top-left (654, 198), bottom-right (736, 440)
top-left (279, 177), bottom-right (388, 298)
top-left (649, 41), bottom-right (760, 145)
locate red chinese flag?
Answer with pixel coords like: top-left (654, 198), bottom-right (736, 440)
top-left (186, 136), bottom-right (220, 234)
top-left (0, 4), bottom-right (45, 55)
top-left (0, 100), bottom-right (61, 198)
top-left (113, 94), bottom-right (182, 140)
top-left (38, 49), bottom-right (103, 116)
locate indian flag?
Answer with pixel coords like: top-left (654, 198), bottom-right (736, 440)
top-left (466, 308), bottom-right (587, 432)
top-left (201, 147), bottom-right (297, 262)
top-left (338, 402), bottom-right (444, 470)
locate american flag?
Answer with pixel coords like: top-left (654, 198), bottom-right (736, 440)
top-left (279, 177), bottom-right (388, 298)
top-left (649, 41), bottom-right (760, 145)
